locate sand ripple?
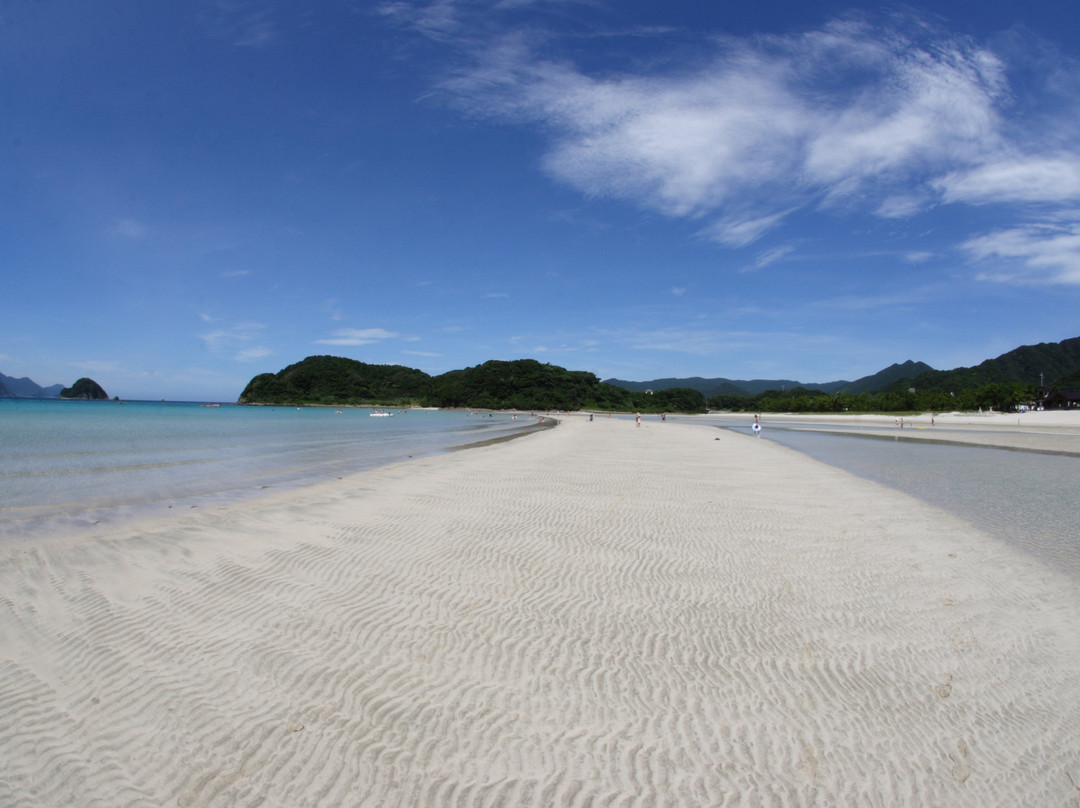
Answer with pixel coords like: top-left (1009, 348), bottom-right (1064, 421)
top-left (2, 417), bottom-right (1080, 806)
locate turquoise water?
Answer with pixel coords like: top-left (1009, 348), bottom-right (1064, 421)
top-left (0, 399), bottom-right (539, 541)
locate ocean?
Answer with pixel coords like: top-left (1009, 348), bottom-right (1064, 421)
top-left (0, 399), bottom-right (542, 542)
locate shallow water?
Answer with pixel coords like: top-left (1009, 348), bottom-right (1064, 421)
top-left (737, 424), bottom-right (1080, 579)
top-left (0, 399), bottom-right (539, 541)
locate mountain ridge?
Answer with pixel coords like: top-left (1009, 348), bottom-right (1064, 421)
top-left (604, 359), bottom-right (935, 398)
top-left (0, 371), bottom-right (65, 398)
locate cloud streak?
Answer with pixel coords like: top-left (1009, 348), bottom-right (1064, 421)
top-left (963, 218), bottom-right (1080, 284)
top-left (315, 328), bottom-right (399, 346)
top-left (393, 3), bottom-right (1080, 280)
top-left (199, 322), bottom-right (271, 361)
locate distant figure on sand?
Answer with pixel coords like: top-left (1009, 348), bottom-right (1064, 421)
top-left (636, 412), bottom-right (642, 428)
top-left (752, 415), bottom-right (761, 437)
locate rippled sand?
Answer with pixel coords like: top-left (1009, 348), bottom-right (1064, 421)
top-left (2, 417), bottom-right (1079, 806)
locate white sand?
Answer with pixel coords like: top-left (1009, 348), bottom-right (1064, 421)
top-left (2, 417), bottom-right (1079, 806)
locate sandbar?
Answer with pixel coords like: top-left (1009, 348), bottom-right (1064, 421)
top-left (1, 416), bottom-right (1078, 806)
top-left (698, 409), bottom-right (1080, 455)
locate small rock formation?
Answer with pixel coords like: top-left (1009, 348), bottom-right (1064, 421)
top-left (60, 377), bottom-right (110, 400)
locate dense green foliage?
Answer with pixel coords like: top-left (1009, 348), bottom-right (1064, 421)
top-left (707, 337), bottom-right (1080, 413)
top-left (241, 337), bottom-right (1080, 414)
top-left (59, 377), bottom-right (109, 400)
top-left (240, 356), bottom-right (431, 406)
top-left (708, 382), bottom-right (1037, 414)
top-left (239, 356), bottom-right (707, 413)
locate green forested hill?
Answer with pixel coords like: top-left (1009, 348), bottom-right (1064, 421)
top-left (887, 337), bottom-right (1080, 393)
top-left (240, 356), bottom-right (431, 406)
top-left (239, 356), bottom-right (707, 412)
top-left (241, 337), bottom-right (1080, 414)
top-left (59, 377), bottom-right (110, 400)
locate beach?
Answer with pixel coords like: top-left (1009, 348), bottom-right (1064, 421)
top-left (2, 416), bottom-right (1079, 806)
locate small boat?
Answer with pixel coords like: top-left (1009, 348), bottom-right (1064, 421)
top-left (369, 410), bottom-right (394, 417)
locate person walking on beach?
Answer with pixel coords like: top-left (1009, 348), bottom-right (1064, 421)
top-left (636, 412), bottom-right (642, 427)
top-left (752, 414), bottom-right (761, 437)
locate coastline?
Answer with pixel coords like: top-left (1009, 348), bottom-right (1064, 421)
top-left (2, 416), bottom-right (1078, 805)
top-left (694, 409), bottom-right (1080, 455)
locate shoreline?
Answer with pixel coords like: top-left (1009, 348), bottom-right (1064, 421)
top-left (692, 409), bottom-right (1080, 455)
top-left (0, 408), bottom-right (549, 548)
top-left (2, 417), bottom-right (1079, 805)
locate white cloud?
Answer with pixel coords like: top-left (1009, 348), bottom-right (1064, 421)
top-left (402, 349), bottom-right (442, 357)
top-left (700, 209), bottom-right (793, 248)
top-left (428, 12), bottom-right (1026, 230)
top-left (802, 35), bottom-right (1005, 191)
top-left (393, 4), bottom-right (1080, 286)
top-left (751, 244), bottom-right (795, 271)
top-left (315, 328), bottom-right (399, 346)
top-left (236, 347), bottom-right (272, 361)
top-left (937, 156), bottom-right (1080, 204)
top-left (962, 219), bottom-right (1080, 284)
top-left (905, 251), bottom-right (934, 263)
top-left (876, 194), bottom-right (930, 219)
top-left (670, 286), bottom-right (686, 296)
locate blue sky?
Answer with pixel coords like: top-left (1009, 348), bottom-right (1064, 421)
top-left (4, 1), bottom-right (1080, 401)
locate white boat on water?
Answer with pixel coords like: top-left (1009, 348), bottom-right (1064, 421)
top-left (369, 411), bottom-right (394, 417)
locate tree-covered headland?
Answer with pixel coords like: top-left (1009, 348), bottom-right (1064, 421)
top-left (59, 377), bottom-right (110, 400)
top-left (239, 356), bottom-right (707, 413)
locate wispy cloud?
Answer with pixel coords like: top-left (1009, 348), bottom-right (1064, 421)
top-left (389, 3), bottom-right (1080, 282)
top-left (936, 156), bottom-right (1080, 204)
top-left (315, 328), bottom-right (399, 346)
top-left (74, 359), bottom-right (126, 374)
top-left (747, 244), bottom-right (795, 272)
top-left (113, 218), bottom-right (148, 239)
top-left (962, 218), bottom-right (1080, 284)
top-left (323, 299), bottom-right (345, 321)
top-left (205, 1), bottom-right (279, 48)
top-left (700, 210), bottom-right (794, 248)
top-left (423, 12), bottom-right (1011, 220)
top-left (199, 322), bottom-right (271, 361)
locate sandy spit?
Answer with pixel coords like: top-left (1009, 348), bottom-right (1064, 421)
top-left (1, 416), bottom-right (1079, 807)
top-left (697, 410), bottom-right (1080, 455)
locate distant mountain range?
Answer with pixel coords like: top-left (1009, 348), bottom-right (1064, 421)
top-left (604, 360), bottom-right (934, 398)
top-left (0, 371), bottom-right (65, 398)
top-left (604, 337), bottom-right (1080, 398)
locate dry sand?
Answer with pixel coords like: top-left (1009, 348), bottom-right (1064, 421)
top-left (2, 416), bottom-right (1079, 806)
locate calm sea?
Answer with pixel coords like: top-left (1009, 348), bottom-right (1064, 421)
top-left (0, 399), bottom-right (540, 542)
top-left (721, 421), bottom-right (1080, 580)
